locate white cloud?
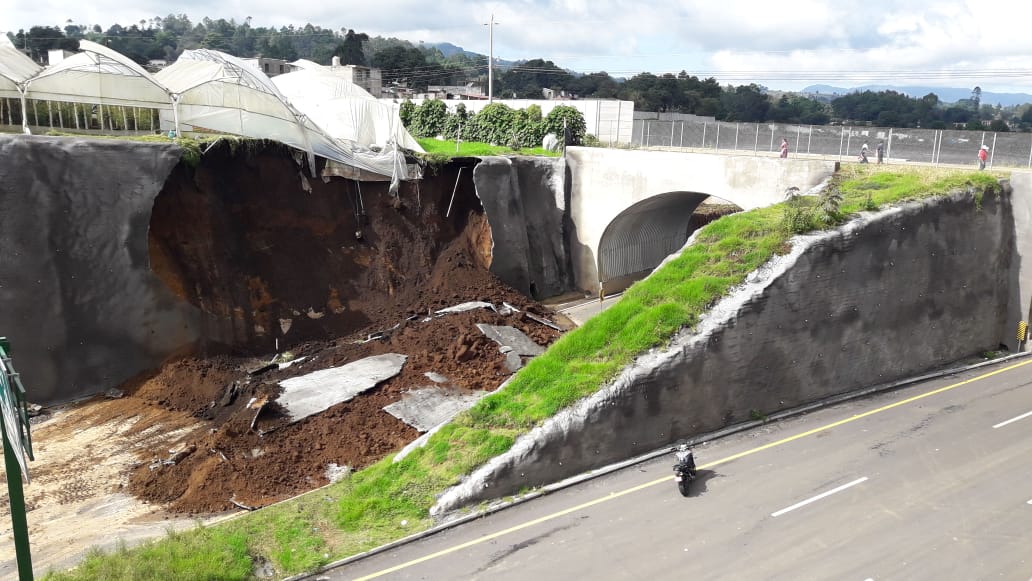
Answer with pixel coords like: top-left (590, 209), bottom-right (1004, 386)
top-left (6, 0), bottom-right (1032, 93)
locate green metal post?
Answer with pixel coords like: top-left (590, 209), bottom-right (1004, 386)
top-left (3, 419), bottom-right (33, 580)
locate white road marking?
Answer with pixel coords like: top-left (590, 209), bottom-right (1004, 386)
top-left (992, 410), bottom-right (1032, 429)
top-left (771, 477), bottom-right (869, 517)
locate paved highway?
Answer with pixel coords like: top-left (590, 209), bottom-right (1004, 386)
top-left (322, 358), bottom-right (1032, 580)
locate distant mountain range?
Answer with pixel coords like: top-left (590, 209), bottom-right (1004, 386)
top-left (427, 42), bottom-right (517, 69)
top-left (803, 84), bottom-right (1032, 107)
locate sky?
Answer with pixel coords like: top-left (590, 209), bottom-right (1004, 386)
top-left (7, 0), bottom-right (1032, 94)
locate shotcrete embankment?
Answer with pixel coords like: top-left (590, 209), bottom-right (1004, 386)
top-left (0, 136), bottom-right (199, 403)
top-left (473, 156), bottom-right (572, 298)
top-left (435, 187), bottom-right (1014, 512)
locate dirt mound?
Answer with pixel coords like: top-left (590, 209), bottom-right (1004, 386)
top-left (121, 144), bottom-right (563, 513)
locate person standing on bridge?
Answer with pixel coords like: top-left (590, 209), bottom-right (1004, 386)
top-left (978, 144), bottom-right (989, 170)
top-left (780, 137), bottom-right (789, 158)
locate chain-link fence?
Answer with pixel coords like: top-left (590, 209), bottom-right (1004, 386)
top-left (631, 119), bottom-right (1032, 169)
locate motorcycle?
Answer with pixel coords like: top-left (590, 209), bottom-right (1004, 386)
top-left (672, 444), bottom-right (697, 497)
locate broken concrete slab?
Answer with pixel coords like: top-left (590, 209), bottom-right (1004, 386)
top-left (277, 353), bottom-right (407, 422)
top-left (424, 371), bottom-right (450, 384)
top-left (504, 351), bottom-right (524, 373)
top-left (475, 324), bottom-right (545, 356)
top-left (383, 387), bottom-right (487, 433)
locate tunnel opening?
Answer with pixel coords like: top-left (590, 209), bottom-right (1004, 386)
top-left (597, 192), bottom-right (742, 295)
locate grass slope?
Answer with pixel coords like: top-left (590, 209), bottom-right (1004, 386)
top-left (417, 137), bottom-right (559, 158)
top-left (43, 166), bottom-right (1001, 580)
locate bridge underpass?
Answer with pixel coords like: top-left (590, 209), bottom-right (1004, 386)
top-left (597, 192), bottom-right (740, 295)
top-left (564, 147), bottom-right (840, 294)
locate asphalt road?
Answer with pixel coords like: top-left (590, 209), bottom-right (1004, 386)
top-left (321, 358), bottom-right (1032, 581)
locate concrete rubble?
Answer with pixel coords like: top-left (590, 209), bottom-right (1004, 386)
top-left (382, 387), bottom-right (488, 433)
top-left (476, 324), bottom-right (545, 371)
top-left (277, 353), bottom-right (407, 422)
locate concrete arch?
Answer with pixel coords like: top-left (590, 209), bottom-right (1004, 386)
top-left (566, 147), bottom-right (838, 292)
top-left (598, 191), bottom-right (731, 293)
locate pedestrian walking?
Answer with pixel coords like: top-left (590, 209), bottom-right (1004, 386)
top-left (978, 144), bottom-right (989, 170)
top-left (780, 138), bottom-right (789, 158)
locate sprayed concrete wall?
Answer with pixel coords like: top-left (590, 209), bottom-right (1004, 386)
top-left (473, 156), bottom-right (572, 299)
top-left (435, 187), bottom-right (1015, 513)
top-left (0, 136), bottom-right (201, 403)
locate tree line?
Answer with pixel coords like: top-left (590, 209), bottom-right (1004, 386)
top-left (9, 17), bottom-right (1032, 131)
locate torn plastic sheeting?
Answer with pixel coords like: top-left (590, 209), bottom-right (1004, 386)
top-left (277, 353), bottom-right (407, 422)
top-left (434, 301), bottom-right (495, 316)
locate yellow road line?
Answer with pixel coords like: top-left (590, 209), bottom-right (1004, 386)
top-left (354, 358), bottom-right (1032, 580)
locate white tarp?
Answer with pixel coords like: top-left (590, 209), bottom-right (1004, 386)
top-left (274, 67), bottom-right (422, 152)
top-left (156, 49), bottom-right (412, 181)
top-left (0, 45), bottom-right (41, 99)
top-left (25, 40), bottom-right (171, 108)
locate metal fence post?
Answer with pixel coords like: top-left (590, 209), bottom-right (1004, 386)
top-left (795, 125), bottom-right (800, 156)
top-left (990, 132), bottom-right (997, 169)
top-left (807, 125), bottom-right (812, 154)
top-left (646, 120), bottom-right (651, 147)
top-left (846, 127), bottom-right (852, 160)
top-left (735, 123), bottom-right (740, 151)
top-left (702, 122), bottom-right (706, 148)
top-left (839, 128), bottom-right (844, 158)
top-left (886, 128), bottom-right (893, 162)
top-left (769, 126), bottom-right (774, 152)
top-left (679, 121), bottom-right (684, 149)
top-left (716, 123), bottom-right (721, 150)
top-left (754, 123), bottom-right (759, 154)
top-left (670, 120), bottom-right (675, 148)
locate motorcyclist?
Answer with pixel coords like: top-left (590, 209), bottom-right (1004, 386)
top-left (674, 443), bottom-right (696, 475)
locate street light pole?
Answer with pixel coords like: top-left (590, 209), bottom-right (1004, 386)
top-left (483, 14), bottom-right (499, 103)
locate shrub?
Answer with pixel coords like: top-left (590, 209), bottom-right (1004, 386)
top-left (543, 105), bottom-right (587, 146)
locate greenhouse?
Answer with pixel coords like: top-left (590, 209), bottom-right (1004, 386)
top-left (0, 38), bottom-right (421, 182)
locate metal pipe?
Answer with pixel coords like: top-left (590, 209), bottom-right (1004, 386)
top-left (446, 166), bottom-right (464, 218)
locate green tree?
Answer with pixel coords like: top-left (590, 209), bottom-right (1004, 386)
top-left (543, 105), bottom-right (586, 146)
top-left (333, 29), bottom-right (368, 65)
top-left (410, 99), bottom-right (449, 138)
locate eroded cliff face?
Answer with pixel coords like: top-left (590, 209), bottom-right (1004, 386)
top-left (0, 137), bottom-right (504, 404)
top-left (0, 135), bottom-right (196, 403)
top-left (148, 141), bottom-right (493, 352)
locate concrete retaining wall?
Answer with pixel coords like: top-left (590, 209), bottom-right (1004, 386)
top-left (473, 156), bottom-right (573, 299)
top-left (434, 187), bottom-right (1014, 513)
top-left (0, 136), bottom-right (201, 403)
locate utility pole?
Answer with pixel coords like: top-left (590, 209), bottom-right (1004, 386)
top-left (483, 14), bottom-right (499, 103)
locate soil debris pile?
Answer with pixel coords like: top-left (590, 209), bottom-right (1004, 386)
top-left (123, 142), bottom-right (564, 513)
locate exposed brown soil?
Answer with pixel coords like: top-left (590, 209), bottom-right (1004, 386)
top-left (119, 143), bottom-right (564, 514)
top-left (20, 144), bottom-right (738, 518)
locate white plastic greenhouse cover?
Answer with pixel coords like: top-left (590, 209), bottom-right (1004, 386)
top-left (0, 45), bottom-right (41, 99)
top-left (25, 40), bottom-right (171, 108)
top-left (273, 66), bottom-right (424, 152)
top-left (156, 49), bottom-right (413, 181)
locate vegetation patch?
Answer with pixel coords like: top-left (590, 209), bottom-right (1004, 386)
top-left (417, 137), bottom-right (558, 158)
top-left (43, 167), bottom-right (1001, 580)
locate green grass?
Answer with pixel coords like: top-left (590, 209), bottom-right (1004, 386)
top-left (43, 166), bottom-right (1001, 580)
top-left (417, 137), bottom-right (559, 158)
